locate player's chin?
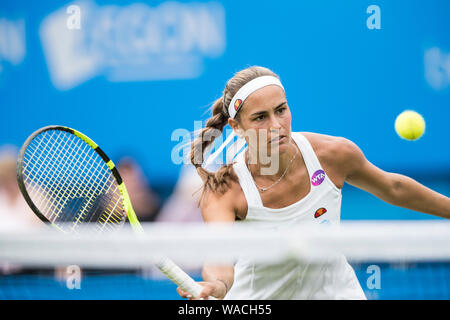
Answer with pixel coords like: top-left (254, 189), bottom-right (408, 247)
top-left (269, 137), bottom-right (289, 152)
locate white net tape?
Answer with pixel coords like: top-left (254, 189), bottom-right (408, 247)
top-left (1, 221), bottom-right (449, 269)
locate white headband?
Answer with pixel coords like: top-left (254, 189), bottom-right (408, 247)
top-left (204, 76), bottom-right (284, 169)
top-left (228, 75), bottom-right (284, 118)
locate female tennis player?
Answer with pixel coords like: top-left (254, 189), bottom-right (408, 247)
top-left (177, 66), bottom-right (450, 300)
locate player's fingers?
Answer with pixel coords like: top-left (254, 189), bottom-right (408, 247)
top-left (199, 289), bottom-right (213, 300)
top-left (197, 282), bottom-right (218, 300)
top-left (178, 282), bottom-right (212, 300)
top-left (176, 287), bottom-right (193, 299)
top-left (178, 282), bottom-right (218, 300)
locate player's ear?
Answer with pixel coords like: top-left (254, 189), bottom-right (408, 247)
top-left (228, 118), bottom-right (244, 138)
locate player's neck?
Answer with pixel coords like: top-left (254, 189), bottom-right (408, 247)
top-left (246, 142), bottom-right (298, 180)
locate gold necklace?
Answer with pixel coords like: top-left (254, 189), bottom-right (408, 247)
top-left (247, 146), bottom-right (299, 193)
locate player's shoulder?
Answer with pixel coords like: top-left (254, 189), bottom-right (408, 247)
top-left (299, 132), bottom-right (364, 165)
top-left (300, 131), bottom-right (353, 151)
top-left (200, 175), bottom-right (247, 221)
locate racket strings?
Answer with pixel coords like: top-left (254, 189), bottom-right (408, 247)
top-left (26, 131), bottom-right (92, 219)
top-left (26, 131), bottom-right (86, 217)
top-left (28, 131), bottom-right (120, 229)
top-left (21, 129), bottom-right (125, 231)
top-left (24, 130), bottom-right (95, 221)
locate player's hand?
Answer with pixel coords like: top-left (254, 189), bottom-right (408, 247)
top-left (176, 280), bottom-right (227, 300)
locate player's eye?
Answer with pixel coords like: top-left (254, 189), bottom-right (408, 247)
top-left (253, 114), bottom-right (265, 121)
top-left (276, 107), bottom-right (286, 114)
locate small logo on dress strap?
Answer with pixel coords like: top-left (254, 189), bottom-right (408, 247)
top-left (311, 169), bottom-right (325, 186)
top-left (314, 207), bottom-right (327, 218)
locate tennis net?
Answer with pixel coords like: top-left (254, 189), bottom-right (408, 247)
top-left (1, 221), bottom-right (449, 299)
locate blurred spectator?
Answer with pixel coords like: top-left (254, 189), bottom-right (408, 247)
top-left (117, 156), bottom-right (161, 222)
top-left (140, 163), bottom-right (205, 278)
top-left (156, 164), bottom-right (203, 223)
top-left (0, 145), bottom-right (42, 229)
top-left (0, 145), bottom-right (42, 274)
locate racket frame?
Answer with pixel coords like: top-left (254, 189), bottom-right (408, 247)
top-left (17, 125), bottom-right (205, 298)
top-left (17, 125), bottom-right (139, 230)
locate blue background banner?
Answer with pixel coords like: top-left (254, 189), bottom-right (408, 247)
top-left (1, 0), bottom-right (449, 219)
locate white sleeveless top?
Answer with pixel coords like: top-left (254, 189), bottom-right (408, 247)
top-left (225, 132), bottom-right (366, 300)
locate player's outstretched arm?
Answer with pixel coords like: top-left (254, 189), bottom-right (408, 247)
top-left (338, 138), bottom-right (450, 219)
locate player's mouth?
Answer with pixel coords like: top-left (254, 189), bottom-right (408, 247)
top-left (270, 135), bottom-right (286, 144)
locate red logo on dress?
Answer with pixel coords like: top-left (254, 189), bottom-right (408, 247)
top-left (314, 207), bottom-right (327, 218)
top-left (234, 99), bottom-right (242, 111)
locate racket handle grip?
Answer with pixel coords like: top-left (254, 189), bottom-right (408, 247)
top-left (155, 257), bottom-right (216, 300)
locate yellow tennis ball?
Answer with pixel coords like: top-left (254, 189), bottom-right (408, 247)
top-left (394, 110), bottom-right (425, 141)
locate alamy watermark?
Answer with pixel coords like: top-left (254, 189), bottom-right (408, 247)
top-left (171, 124), bottom-right (285, 176)
top-left (366, 5), bottom-right (381, 30)
top-left (366, 264), bottom-right (381, 290)
top-left (66, 5), bottom-right (81, 30)
top-left (65, 265), bottom-right (82, 290)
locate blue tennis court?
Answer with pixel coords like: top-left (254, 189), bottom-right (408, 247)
top-left (1, 263), bottom-right (449, 300)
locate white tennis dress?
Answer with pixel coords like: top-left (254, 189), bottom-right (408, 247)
top-left (224, 132), bottom-right (366, 300)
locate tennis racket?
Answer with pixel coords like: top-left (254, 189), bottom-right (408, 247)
top-left (16, 125), bottom-right (204, 298)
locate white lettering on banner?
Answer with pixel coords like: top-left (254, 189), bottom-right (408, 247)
top-left (40, 1), bottom-right (226, 90)
top-left (0, 18), bottom-right (26, 74)
top-left (425, 47), bottom-right (450, 91)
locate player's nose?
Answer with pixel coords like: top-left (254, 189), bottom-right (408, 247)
top-left (268, 114), bottom-right (282, 131)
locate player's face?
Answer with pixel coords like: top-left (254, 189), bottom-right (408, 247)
top-left (229, 85), bottom-right (292, 154)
